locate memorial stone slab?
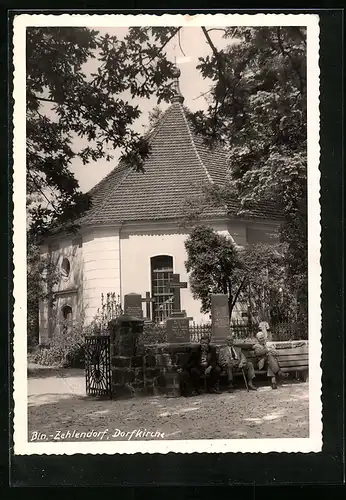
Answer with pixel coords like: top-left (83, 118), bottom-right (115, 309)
top-left (170, 310), bottom-right (186, 318)
top-left (124, 293), bottom-right (143, 319)
top-left (211, 294), bottom-right (230, 344)
top-left (166, 317), bottom-right (190, 343)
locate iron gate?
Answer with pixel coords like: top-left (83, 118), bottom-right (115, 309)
top-left (85, 335), bottom-right (112, 398)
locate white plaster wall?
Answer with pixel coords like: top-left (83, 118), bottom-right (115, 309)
top-left (51, 236), bottom-right (83, 293)
top-left (246, 225), bottom-right (280, 245)
top-left (120, 229), bottom-right (203, 322)
top-left (82, 227), bottom-right (121, 323)
top-left (120, 221), bottom-right (231, 324)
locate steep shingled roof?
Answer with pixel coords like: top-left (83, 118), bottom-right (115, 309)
top-left (81, 99), bottom-right (231, 226)
top-left (79, 67), bottom-right (282, 227)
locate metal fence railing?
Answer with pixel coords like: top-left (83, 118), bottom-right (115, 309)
top-left (142, 320), bottom-right (307, 344)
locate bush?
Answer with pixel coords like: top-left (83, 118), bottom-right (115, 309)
top-left (34, 321), bottom-right (86, 367)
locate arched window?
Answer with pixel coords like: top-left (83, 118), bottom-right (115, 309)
top-left (61, 305), bottom-right (73, 334)
top-left (61, 257), bottom-right (71, 279)
top-left (151, 255), bottom-right (173, 323)
top-left (62, 305), bottom-right (72, 321)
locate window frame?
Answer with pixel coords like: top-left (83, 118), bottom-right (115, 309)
top-left (150, 255), bottom-right (174, 323)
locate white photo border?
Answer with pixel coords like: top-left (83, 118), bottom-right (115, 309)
top-left (13, 13), bottom-right (321, 455)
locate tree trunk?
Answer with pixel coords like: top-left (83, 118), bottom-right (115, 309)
top-left (228, 293), bottom-right (233, 319)
top-left (229, 276), bottom-right (247, 320)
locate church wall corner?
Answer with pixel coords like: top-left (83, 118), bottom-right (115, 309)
top-left (81, 226), bottom-right (121, 324)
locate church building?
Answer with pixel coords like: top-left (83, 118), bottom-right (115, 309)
top-left (39, 68), bottom-right (281, 343)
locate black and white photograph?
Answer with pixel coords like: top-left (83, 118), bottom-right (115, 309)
top-left (13, 13), bottom-right (321, 455)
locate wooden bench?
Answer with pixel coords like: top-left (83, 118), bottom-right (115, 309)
top-left (199, 341), bottom-right (309, 392)
top-left (230, 340), bottom-right (309, 382)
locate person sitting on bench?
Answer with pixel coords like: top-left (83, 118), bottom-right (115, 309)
top-left (254, 331), bottom-right (288, 389)
top-left (219, 336), bottom-right (257, 392)
top-left (179, 335), bottom-right (221, 396)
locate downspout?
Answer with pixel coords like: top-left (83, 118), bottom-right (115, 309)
top-left (118, 222), bottom-right (124, 311)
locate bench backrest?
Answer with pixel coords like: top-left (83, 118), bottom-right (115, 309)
top-left (216, 343), bottom-right (309, 372)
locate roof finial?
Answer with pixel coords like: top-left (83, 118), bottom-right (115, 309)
top-left (171, 63), bottom-right (184, 104)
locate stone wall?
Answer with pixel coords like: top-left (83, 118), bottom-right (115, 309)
top-left (110, 341), bottom-right (197, 399)
top-left (111, 353), bottom-right (145, 398)
top-left (143, 342), bottom-right (196, 396)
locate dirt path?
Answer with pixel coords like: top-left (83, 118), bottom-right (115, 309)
top-left (28, 367), bottom-right (309, 441)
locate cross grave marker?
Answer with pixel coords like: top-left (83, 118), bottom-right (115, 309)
top-left (166, 273), bottom-right (187, 313)
top-left (141, 291), bottom-right (155, 321)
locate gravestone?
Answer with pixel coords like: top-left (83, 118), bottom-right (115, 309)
top-left (166, 317), bottom-right (190, 343)
top-left (211, 294), bottom-right (230, 344)
top-left (124, 293), bottom-right (143, 319)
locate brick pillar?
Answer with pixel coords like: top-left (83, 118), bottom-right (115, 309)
top-left (109, 314), bottom-right (145, 398)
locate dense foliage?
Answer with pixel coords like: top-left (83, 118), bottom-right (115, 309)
top-left (189, 27), bottom-right (307, 320)
top-left (33, 318), bottom-right (86, 367)
top-left (185, 226), bottom-right (245, 318)
top-left (239, 243), bottom-right (298, 325)
top-left (185, 226), bottom-right (301, 325)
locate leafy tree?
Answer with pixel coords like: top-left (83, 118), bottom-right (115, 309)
top-left (185, 225), bottom-right (245, 318)
top-left (187, 26), bottom-right (308, 320)
top-left (27, 26), bottom-right (179, 237)
top-left (185, 226), bottom-right (298, 325)
top-left (239, 243), bottom-right (298, 326)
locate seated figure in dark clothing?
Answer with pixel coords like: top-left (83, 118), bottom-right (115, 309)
top-left (179, 335), bottom-right (221, 396)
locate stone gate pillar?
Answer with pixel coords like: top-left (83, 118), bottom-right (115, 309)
top-left (109, 314), bottom-right (144, 398)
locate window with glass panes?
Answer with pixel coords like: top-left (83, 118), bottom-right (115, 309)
top-left (151, 255), bottom-right (173, 322)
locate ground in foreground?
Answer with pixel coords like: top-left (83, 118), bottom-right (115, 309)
top-left (28, 366), bottom-right (309, 441)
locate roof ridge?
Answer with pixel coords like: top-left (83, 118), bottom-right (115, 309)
top-left (179, 103), bottom-right (214, 185)
top-left (87, 160), bottom-right (128, 196)
top-left (144, 106), bottom-right (172, 144)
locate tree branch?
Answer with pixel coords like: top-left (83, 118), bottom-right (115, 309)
top-left (192, 89), bottom-right (213, 100)
top-left (231, 276), bottom-right (247, 311)
top-left (36, 96), bottom-right (57, 104)
top-left (27, 170), bottom-right (58, 213)
top-left (201, 26), bottom-right (232, 134)
top-left (206, 29), bottom-right (228, 35)
top-left (178, 29), bottom-right (186, 57)
top-left (201, 26), bottom-right (227, 86)
top-left (143, 27), bottom-right (182, 67)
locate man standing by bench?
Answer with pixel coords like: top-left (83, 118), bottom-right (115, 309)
top-left (219, 336), bottom-right (257, 392)
top-left (254, 331), bottom-right (288, 389)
